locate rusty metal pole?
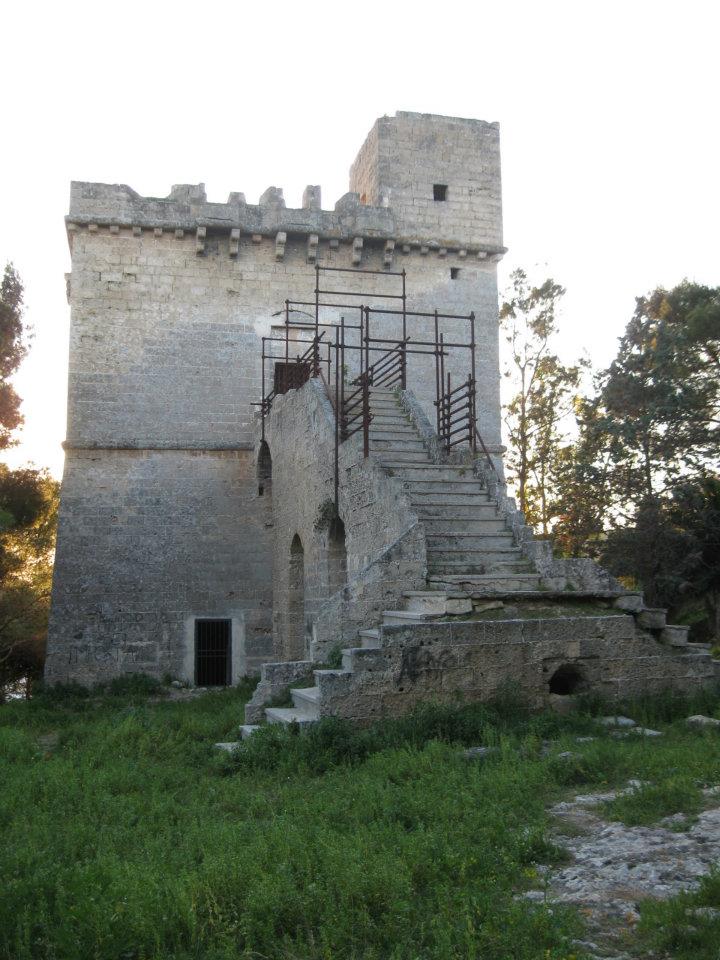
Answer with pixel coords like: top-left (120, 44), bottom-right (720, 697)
top-left (340, 315), bottom-right (346, 437)
top-left (470, 311), bottom-right (477, 455)
top-left (314, 264), bottom-right (319, 336)
top-left (434, 310), bottom-right (440, 436)
top-left (401, 268), bottom-right (407, 389)
top-left (334, 325), bottom-right (340, 510)
top-left (261, 338), bottom-right (266, 440)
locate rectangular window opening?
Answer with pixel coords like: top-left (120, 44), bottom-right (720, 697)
top-left (433, 184), bottom-right (448, 201)
top-left (195, 619), bottom-right (231, 686)
top-left (450, 267), bottom-right (460, 280)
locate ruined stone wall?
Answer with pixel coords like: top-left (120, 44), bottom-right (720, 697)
top-left (264, 379), bottom-right (426, 662)
top-left (316, 618), bottom-right (719, 723)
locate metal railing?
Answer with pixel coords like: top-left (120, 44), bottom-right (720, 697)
top-left (255, 264), bottom-right (500, 505)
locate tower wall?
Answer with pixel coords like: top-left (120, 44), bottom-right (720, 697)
top-left (45, 112), bottom-right (506, 685)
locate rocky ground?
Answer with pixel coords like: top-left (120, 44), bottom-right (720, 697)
top-left (524, 715), bottom-right (720, 960)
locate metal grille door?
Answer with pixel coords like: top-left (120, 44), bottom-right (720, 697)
top-left (195, 619), bottom-right (231, 686)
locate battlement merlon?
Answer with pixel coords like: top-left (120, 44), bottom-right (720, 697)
top-left (66, 112), bottom-right (505, 256)
top-left (66, 181), bottom-right (506, 258)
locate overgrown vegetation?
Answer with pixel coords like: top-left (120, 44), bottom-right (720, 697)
top-left (502, 274), bottom-right (720, 642)
top-left (0, 264), bottom-right (60, 700)
top-left (2, 683), bottom-right (720, 959)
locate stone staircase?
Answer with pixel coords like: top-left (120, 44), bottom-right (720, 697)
top-left (234, 388), bottom-right (718, 740)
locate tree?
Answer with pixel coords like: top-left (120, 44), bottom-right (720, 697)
top-left (0, 264), bottom-right (28, 449)
top-left (597, 282), bottom-right (720, 515)
top-left (0, 467), bottom-right (59, 696)
top-left (500, 269), bottom-right (585, 533)
top-left (0, 264), bottom-right (57, 698)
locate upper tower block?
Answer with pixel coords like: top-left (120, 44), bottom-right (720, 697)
top-left (349, 111), bottom-right (503, 252)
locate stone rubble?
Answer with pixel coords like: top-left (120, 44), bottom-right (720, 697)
top-left (525, 776), bottom-right (720, 957)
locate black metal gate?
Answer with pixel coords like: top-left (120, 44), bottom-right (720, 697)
top-left (195, 619), bottom-right (231, 686)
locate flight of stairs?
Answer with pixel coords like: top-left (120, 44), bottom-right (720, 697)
top-left (234, 388), bottom-right (717, 739)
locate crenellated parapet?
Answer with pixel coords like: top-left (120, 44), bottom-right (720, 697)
top-left (66, 178), bottom-right (506, 262)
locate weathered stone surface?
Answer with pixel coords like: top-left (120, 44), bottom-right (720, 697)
top-left (687, 714), bottom-right (720, 728)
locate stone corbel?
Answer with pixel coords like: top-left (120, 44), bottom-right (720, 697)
top-left (476, 250), bottom-right (488, 260)
top-left (275, 231), bottom-right (287, 261)
top-left (438, 247), bottom-right (447, 258)
top-left (229, 228), bottom-right (240, 257)
top-left (132, 226), bottom-right (142, 237)
top-left (154, 227), bottom-right (163, 238)
top-left (109, 224), bottom-right (119, 235)
top-left (196, 226), bottom-right (206, 255)
top-left (458, 249), bottom-right (467, 259)
top-left (251, 234), bottom-right (262, 244)
top-left (352, 237), bottom-right (363, 265)
top-left (307, 234), bottom-right (319, 263)
top-left (420, 244), bottom-right (428, 256)
top-left (174, 228), bottom-right (184, 240)
top-left (88, 223), bottom-right (98, 233)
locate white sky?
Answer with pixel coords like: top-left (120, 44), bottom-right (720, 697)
top-left (1, 0), bottom-right (718, 478)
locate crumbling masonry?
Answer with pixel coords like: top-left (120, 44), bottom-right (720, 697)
top-left (45, 112), bottom-right (719, 722)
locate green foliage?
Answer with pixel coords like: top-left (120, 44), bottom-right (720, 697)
top-left (0, 263), bottom-right (28, 449)
top-left (3, 687), bottom-right (720, 958)
top-left (637, 868), bottom-right (720, 960)
top-left (0, 465), bottom-right (59, 698)
top-left (602, 777), bottom-right (704, 827)
top-left (500, 269), bottom-right (585, 533)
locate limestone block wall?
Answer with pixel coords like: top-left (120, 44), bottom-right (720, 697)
top-left (48, 111), bottom-right (506, 685)
top-left (316, 618), bottom-right (718, 723)
top-left (44, 449), bottom-right (273, 684)
top-left (264, 379), bottom-right (425, 662)
top-left (350, 112), bottom-right (502, 249)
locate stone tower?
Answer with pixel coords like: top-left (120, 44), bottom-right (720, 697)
top-left (45, 111), bottom-right (507, 686)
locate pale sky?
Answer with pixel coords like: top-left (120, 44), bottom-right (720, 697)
top-left (1, 0), bottom-right (718, 478)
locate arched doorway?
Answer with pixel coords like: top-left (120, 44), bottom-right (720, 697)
top-left (328, 516), bottom-right (347, 596)
top-left (288, 534), bottom-right (306, 659)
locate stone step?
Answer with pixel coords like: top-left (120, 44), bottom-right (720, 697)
top-left (265, 707), bottom-right (318, 726)
top-left (358, 628), bottom-right (381, 648)
top-left (371, 437), bottom-right (427, 451)
top-left (380, 447), bottom-right (429, 469)
top-left (421, 518), bottom-right (509, 535)
top-left (368, 427), bottom-right (419, 441)
top-left (427, 573), bottom-right (544, 593)
top-left (403, 591), bottom-right (473, 615)
top-left (382, 609), bottom-right (433, 625)
top-left (239, 724), bottom-right (260, 739)
top-left (385, 465), bottom-right (478, 481)
top-left (414, 502), bottom-right (500, 517)
top-left (407, 484), bottom-right (489, 498)
top-left (290, 686), bottom-right (321, 716)
top-left (426, 536), bottom-right (519, 552)
top-left (661, 624), bottom-right (690, 646)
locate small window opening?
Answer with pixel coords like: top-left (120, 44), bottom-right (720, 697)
top-left (450, 267), bottom-right (460, 280)
top-left (548, 663), bottom-right (584, 696)
top-left (433, 184), bottom-right (448, 201)
top-left (195, 619), bottom-right (231, 686)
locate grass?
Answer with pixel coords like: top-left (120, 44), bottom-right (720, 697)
top-left (602, 776), bottom-right (704, 827)
top-left (1, 683), bottom-right (720, 959)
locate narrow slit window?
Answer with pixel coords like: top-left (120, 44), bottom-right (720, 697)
top-left (195, 619), bottom-right (231, 686)
top-left (450, 267), bottom-right (460, 280)
top-left (433, 184), bottom-right (448, 201)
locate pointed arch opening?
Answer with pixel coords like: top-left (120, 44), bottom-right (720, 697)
top-left (288, 534), bottom-right (306, 659)
top-left (257, 441), bottom-right (272, 498)
top-left (328, 516), bottom-right (347, 596)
